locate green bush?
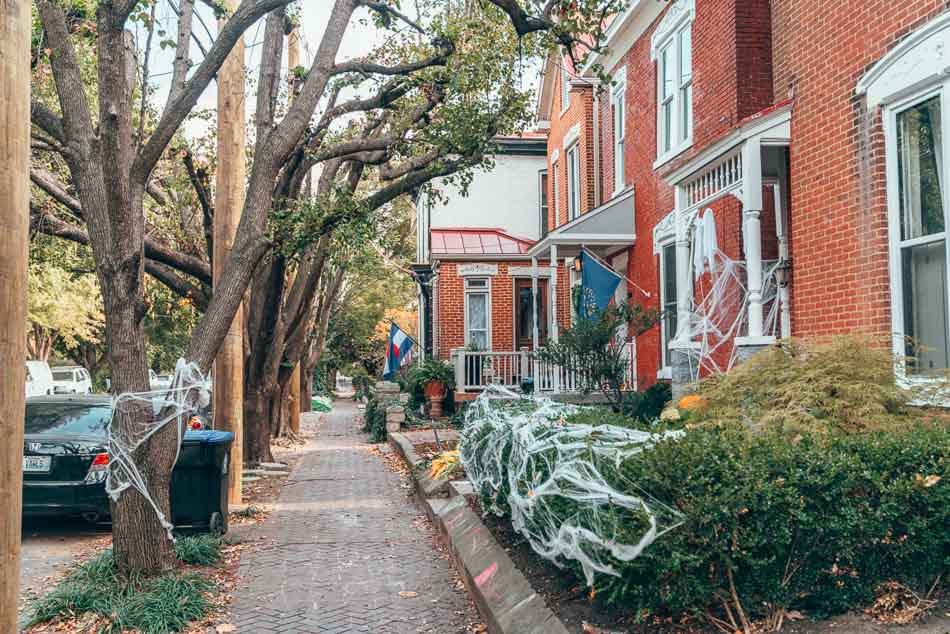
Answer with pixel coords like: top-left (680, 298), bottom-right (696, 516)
top-left (472, 418), bottom-right (948, 625)
top-left (174, 534), bottom-right (223, 566)
top-left (362, 397), bottom-right (388, 443)
top-left (604, 424), bottom-right (949, 623)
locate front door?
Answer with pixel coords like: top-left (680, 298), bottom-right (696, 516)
top-left (515, 279), bottom-right (548, 350)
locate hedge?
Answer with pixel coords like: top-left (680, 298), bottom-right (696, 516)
top-left (463, 401), bottom-right (948, 625)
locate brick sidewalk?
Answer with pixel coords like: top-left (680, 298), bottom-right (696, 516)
top-left (228, 400), bottom-right (478, 634)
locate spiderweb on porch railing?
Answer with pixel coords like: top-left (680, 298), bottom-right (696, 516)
top-left (106, 358), bottom-right (210, 539)
top-left (460, 385), bottom-right (685, 586)
top-left (685, 249), bottom-right (782, 377)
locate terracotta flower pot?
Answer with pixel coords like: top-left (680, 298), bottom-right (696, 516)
top-left (424, 380), bottom-right (446, 418)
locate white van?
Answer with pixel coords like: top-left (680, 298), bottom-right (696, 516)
top-left (51, 366), bottom-right (93, 394)
top-left (25, 361), bottom-right (55, 398)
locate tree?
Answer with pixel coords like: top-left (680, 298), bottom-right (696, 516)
top-left (30, 0), bottom-right (625, 574)
top-left (26, 262), bottom-right (103, 361)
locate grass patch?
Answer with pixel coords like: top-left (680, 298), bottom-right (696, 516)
top-left (174, 534), bottom-right (223, 565)
top-left (29, 536), bottom-right (222, 633)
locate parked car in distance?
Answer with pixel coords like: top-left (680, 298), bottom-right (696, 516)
top-left (51, 366), bottom-right (93, 395)
top-left (23, 396), bottom-right (215, 523)
top-left (25, 360), bottom-right (55, 398)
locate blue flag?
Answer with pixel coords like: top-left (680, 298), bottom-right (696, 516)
top-left (383, 323), bottom-right (414, 379)
top-left (580, 251), bottom-right (622, 320)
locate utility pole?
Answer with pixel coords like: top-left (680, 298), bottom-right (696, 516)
top-left (0, 0), bottom-right (30, 628)
top-left (287, 23), bottom-right (302, 435)
top-left (214, 0), bottom-right (245, 504)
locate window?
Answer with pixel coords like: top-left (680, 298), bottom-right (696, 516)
top-left (653, 2), bottom-right (694, 163)
top-left (892, 95), bottom-right (949, 374)
top-left (464, 278), bottom-right (491, 350)
top-left (612, 73), bottom-right (626, 194)
top-left (560, 63), bottom-right (570, 113)
top-left (660, 242), bottom-right (678, 369)
top-left (567, 144), bottom-right (581, 220)
top-left (539, 170), bottom-right (549, 237)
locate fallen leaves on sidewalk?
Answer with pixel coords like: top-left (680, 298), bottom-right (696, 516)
top-left (399, 591), bottom-right (419, 598)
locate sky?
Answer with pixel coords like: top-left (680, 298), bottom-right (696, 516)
top-left (138, 3), bottom-right (388, 139)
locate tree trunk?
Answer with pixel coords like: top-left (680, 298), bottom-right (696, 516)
top-left (244, 386), bottom-right (275, 465)
top-left (301, 365), bottom-right (313, 412)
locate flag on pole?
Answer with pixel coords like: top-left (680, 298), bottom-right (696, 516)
top-left (580, 250), bottom-right (622, 320)
top-left (383, 322), bottom-right (415, 379)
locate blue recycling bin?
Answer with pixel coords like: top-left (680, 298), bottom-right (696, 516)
top-left (171, 430), bottom-right (233, 534)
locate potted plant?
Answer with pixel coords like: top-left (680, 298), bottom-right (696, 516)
top-left (410, 358), bottom-right (455, 419)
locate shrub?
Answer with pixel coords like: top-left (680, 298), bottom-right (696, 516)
top-left (462, 377), bottom-right (949, 628)
top-left (361, 396), bottom-right (388, 443)
top-left (607, 423), bottom-right (949, 625)
top-left (689, 338), bottom-right (913, 433)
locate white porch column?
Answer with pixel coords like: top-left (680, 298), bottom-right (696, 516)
top-left (742, 137), bottom-right (765, 338)
top-left (775, 150), bottom-right (792, 339)
top-left (673, 186), bottom-right (692, 342)
top-left (549, 244), bottom-right (559, 343)
top-left (531, 256), bottom-right (539, 350)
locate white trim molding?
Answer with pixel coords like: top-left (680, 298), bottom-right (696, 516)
top-left (650, 0), bottom-right (695, 60)
top-left (857, 10), bottom-right (950, 109)
top-left (562, 122), bottom-right (581, 150)
top-left (653, 210), bottom-right (677, 254)
top-left (509, 266), bottom-right (552, 278)
top-left (458, 263), bottom-right (499, 276)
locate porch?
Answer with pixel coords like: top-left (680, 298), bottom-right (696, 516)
top-left (450, 343), bottom-right (636, 396)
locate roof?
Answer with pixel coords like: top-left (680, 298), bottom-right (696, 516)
top-left (430, 228), bottom-right (535, 256)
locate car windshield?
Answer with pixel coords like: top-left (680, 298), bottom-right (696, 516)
top-left (25, 402), bottom-right (111, 436)
top-left (52, 371), bottom-right (74, 381)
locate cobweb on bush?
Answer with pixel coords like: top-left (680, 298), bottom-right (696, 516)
top-left (460, 386), bottom-right (685, 586)
top-left (106, 358), bottom-right (210, 539)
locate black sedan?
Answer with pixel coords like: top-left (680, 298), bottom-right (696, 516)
top-left (23, 396), bottom-right (215, 524)
top-left (23, 396), bottom-right (113, 522)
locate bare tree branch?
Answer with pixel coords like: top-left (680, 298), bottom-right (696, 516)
top-left (168, 0), bottom-right (197, 105)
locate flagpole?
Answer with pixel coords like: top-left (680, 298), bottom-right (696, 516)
top-left (388, 319), bottom-right (420, 349)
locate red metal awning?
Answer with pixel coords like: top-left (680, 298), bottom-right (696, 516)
top-left (431, 228), bottom-right (534, 256)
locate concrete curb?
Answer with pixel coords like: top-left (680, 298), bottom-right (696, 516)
top-left (388, 431), bottom-right (450, 498)
top-left (425, 496), bottom-right (570, 634)
top-left (389, 432), bottom-right (568, 634)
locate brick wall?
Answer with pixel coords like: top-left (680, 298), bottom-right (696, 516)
top-left (546, 63), bottom-right (596, 230)
top-left (771, 0), bottom-right (948, 338)
top-left (434, 260), bottom-right (571, 360)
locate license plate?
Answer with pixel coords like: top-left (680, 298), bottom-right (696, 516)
top-left (23, 456), bottom-right (51, 473)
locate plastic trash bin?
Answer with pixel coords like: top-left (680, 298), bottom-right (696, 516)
top-left (171, 430), bottom-right (233, 534)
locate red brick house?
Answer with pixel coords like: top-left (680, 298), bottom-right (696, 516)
top-left (420, 0), bottom-right (950, 397)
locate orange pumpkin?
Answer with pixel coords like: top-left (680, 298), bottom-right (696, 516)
top-left (678, 394), bottom-right (709, 412)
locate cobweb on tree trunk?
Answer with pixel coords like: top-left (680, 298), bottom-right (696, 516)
top-left (106, 358), bottom-right (210, 539)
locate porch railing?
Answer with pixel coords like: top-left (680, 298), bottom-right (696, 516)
top-left (451, 343), bottom-right (636, 394)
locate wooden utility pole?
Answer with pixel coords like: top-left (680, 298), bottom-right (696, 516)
top-left (287, 24), bottom-right (302, 435)
top-left (215, 1), bottom-right (245, 504)
top-left (0, 0), bottom-right (30, 628)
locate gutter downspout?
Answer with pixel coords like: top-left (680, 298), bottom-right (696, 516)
top-left (592, 85), bottom-right (602, 208)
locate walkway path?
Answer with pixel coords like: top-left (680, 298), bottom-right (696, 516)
top-left (228, 399), bottom-right (478, 634)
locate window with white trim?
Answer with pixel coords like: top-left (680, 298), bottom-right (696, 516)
top-left (567, 144), bottom-right (581, 221)
top-left (539, 169), bottom-right (549, 236)
top-left (464, 278), bottom-right (491, 350)
top-left (611, 72), bottom-right (626, 194)
top-left (659, 242), bottom-right (678, 370)
top-left (892, 95), bottom-right (949, 374)
top-left (560, 63), bottom-right (570, 113)
top-left (654, 7), bottom-right (693, 162)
